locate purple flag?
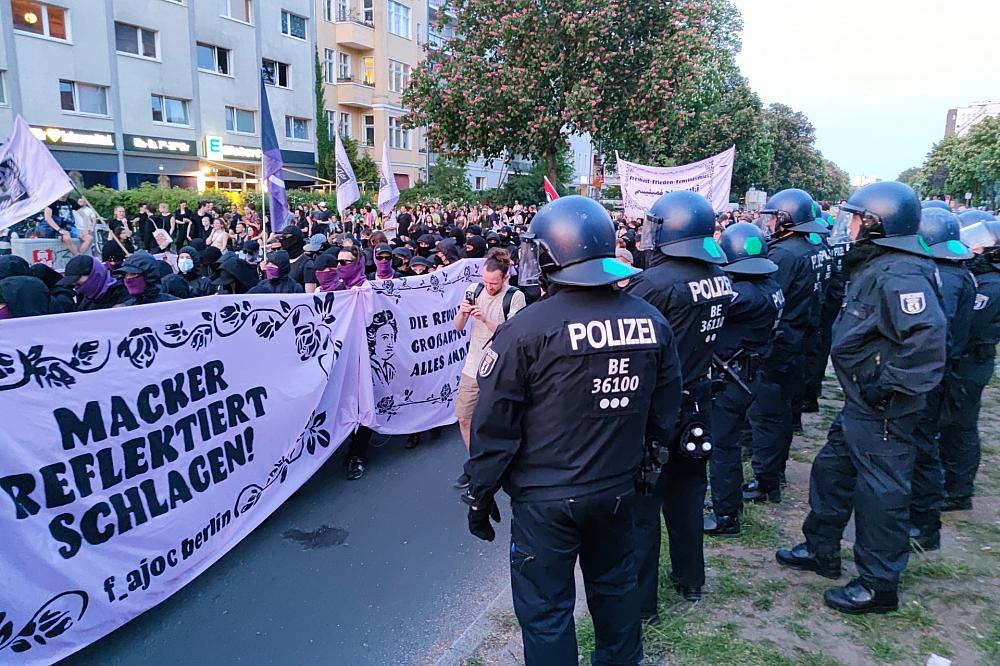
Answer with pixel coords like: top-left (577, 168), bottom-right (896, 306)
top-left (260, 77), bottom-right (289, 230)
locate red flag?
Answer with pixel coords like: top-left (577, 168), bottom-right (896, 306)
top-left (543, 176), bottom-right (559, 202)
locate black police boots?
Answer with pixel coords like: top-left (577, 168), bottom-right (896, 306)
top-left (909, 526), bottom-right (941, 552)
top-left (743, 479), bottom-right (781, 504)
top-left (941, 495), bottom-right (973, 512)
top-left (823, 579), bottom-right (898, 615)
top-left (703, 512), bottom-right (741, 537)
top-left (775, 542), bottom-right (841, 579)
top-left (669, 574), bottom-right (702, 602)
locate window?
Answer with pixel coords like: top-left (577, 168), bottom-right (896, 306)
top-left (114, 22), bottom-right (156, 58)
top-left (325, 110), bottom-right (336, 139)
top-left (225, 106), bottom-right (255, 134)
top-left (150, 94), bottom-right (189, 125)
top-left (475, 176), bottom-right (486, 191)
top-left (362, 56), bottom-right (375, 86)
top-left (196, 42), bottom-right (230, 75)
top-left (388, 59), bottom-right (410, 93)
top-left (262, 59), bottom-right (290, 88)
top-left (336, 0), bottom-right (348, 21)
top-left (337, 52), bottom-right (351, 80)
top-left (12, 0), bottom-right (68, 40)
top-left (387, 0), bottom-right (410, 38)
top-left (280, 10), bottom-right (306, 39)
top-left (321, 0), bottom-right (333, 21)
top-left (285, 116), bottom-right (309, 140)
top-left (59, 80), bottom-right (107, 115)
top-left (222, 0), bottom-right (251, 23)
top-left (0, 72), bottom-right (5, 105)
top-left (362, 114), bottom-right (375, 146)
top-left (323, 49), bottom-right (335, 84)
top-left (339, 111), bottom-right (351, 139)
top-left (388, 116), bottom-right (408, 149)
top-left (362, 0), bottom-right (373, 24)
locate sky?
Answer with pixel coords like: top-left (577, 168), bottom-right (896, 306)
top-left (733, 0), bottom-right (1000, 181)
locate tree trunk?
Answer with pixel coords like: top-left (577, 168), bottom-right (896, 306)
top-left (545, 151), bottom-right (558, 189)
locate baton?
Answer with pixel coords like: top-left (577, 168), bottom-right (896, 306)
top-left (712, 353), bottom-right (752, 396)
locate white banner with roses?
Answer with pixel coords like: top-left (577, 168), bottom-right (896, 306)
top-left (0, 290), bottom-right (372, 664)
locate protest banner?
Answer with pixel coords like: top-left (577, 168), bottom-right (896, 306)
top-left (367, 259), bottom-right (483, 435)
top-left (617, 146), bottom-right (736, 218)
top-left (0, 290), bottom-right (372, 664)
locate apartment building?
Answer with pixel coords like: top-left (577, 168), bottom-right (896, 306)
top-left (316, 0), bottom-right (425, 190)
top-left (0, 0), bottom-right (318, 192)
top-left (944, 101), bottom-right (1000, 139)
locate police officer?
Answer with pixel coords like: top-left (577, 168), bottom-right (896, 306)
top-left (743, 189), bottom-right (828, 503)
top-left (909, 207), bottom-right (975, 550)
top-left (776, 181), bottom-right (946, 614)
top-left (938, 211), bottom-right (1000, 511)
top-left (803, 208), bottom-right (845, 413)
top-left (626, 190), bottom-right (732, 610)
top-left (465, 196), bottom-right (683, 665)
top-left (704, 222), bottom-right (784, 537)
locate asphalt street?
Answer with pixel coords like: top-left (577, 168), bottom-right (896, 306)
top-left (64, 426), bottom-right (512, 665)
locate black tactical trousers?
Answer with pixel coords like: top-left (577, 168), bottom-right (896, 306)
top-left (804, 305), bottom-right (837, 406)
top-left (635, 456), bottom-right (707, 616)
top-left (510, 486), bottom-right (641, 666)
top-left (910, 385), bottom-right (945, 534)
top-left (940, 373), bottom-right (986, 501)
top-left (802, 410), bottom-right (918, 591)
top-left (748, 372), bottom-right (792, 490)
top-left (710, 375), bottom-right (755, 516)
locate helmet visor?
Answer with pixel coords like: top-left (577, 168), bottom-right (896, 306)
top-left (517, 237), bottom-right (541, 286)
top-left (757, 212), bottom-right (778, 233)
top-left (638, 214), bottom-right (660, 251)
top-left (833, 209), bottom-right (855, 242)
top-left (960, 221), bottom-right (998, 251)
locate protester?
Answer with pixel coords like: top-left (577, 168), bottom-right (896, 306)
top-left (0, 254), bottom-right (32, 279)
top-left (29, 263), bottom-right (74, 312)
top-left (43, 193), bottom-right (90, 257)
top-left (372, 243), bottom-right (400, 280)
top-left (214, 254), bottom-right (260, 295)
top-left (102, 242), bottom-right (127, 272)
top-left (58, 254), bottom-right (128, 311)
top-left (168, 246), bottom-right (215, 298)
top-left (312, 253), bottom-right (340, 293)
top-left (117, 252), bottom-right (180, 306)
top-left (248, 250), bottom-right (304, 294)
top-left (0, 275), bottom-right (60, 319)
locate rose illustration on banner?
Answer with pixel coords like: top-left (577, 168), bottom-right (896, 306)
top-left (294, 322), bottom-right (327, 361)
top-left (0, 591), bottom-right (89, 656)
top-left (0, 339), bottom-right (110, 391)
top-left (117, 327), bottom-right (159, 369)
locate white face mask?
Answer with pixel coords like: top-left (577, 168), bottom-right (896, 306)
top-left (178, 257), bottom-right (195, 273)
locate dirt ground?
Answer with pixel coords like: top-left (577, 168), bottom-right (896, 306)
top-left (462, 371), bottom-right (1000, 666)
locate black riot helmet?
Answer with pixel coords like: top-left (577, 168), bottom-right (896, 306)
top-left (760, 189), bottom-right (829, 235)
top-left (959, 211), bottom-right (1000, 261)
top-left (519, 195), bottom-right (641, 287)
top-left (921, 200), bottom-right (952, 211)
top-left (919, 207), bottom-right (973, 261)
top-left (958, 209), bottom-right (997, 228)
top-left (837, 181), bottom-right (930, 256)
top-left (719, 222), bottom-right (778, 275)
top-left (639, 190), bottom-right (725, 264)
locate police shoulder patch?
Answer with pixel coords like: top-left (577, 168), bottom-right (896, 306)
top-left (479, 348), bottom-right (498, 377)
top-left (974, 294), bottom-right (990, 311)
top-left (899, 292), bottom-right (926, 315)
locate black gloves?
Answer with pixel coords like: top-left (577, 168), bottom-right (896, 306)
top-left (860, 383), bottom-right (892, 409)
top-left (464, 493), bottom-right (502, 542)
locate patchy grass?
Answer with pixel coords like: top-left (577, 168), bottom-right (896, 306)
top-left (903, 554), bottom-right (988, 582)
top-left (972, 614), bottom-right (1000, 664)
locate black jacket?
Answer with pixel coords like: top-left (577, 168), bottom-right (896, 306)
top-left (119, 253), bottom-right (180, 306)
top-left (625, 255), bottom-right (733, 391)
top-left (0, 276), bottom-right (60, 317)
top-left (832, 246), bottom-right (946, 419)
top-left (248, 250), bottom-right (304, 295)
top-left (0, 255), bottom-right (32, 279)
top-left (715, 275), bottom-right (784, 361)
top-left (935, 261), bottom-right (976, 361)
top-left (77, 280), bottom-right (129, 311)
top-left (957, 259), bottom-right (1000, 384)
top-left (216, 256), bottom-right (260, 294)
top-left (29, 263), bottom-right (73, 313)
top-left (767, 232), bottom-right (825, 373)
top-left (469, 286), bottom-right (682, 502)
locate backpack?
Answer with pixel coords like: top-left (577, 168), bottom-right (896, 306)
top-left (472, 283), bottom-right (519, 320)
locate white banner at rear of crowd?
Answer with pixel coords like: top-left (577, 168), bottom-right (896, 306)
top-left (367, 259), bottom-right (483, 435)
top-left (617, 145), bottom-right (735, 218)
top-left (0, 290), bottom-right (372, 664)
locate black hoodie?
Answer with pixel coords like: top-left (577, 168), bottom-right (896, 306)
top-left (119, 253), bottom-right (180, 306)
top-left (248, 250), bottom-right (304, 294)
top-left (214, 255), bottom-right (260, 294)
top-left (29, 264), bottom-right (73, 313)
top-left (176, 245), bottom-right (214, 297)
top-left (0, 276), bottom-right (60, 318)
top-left (0, 255), bottom-right (32, 279)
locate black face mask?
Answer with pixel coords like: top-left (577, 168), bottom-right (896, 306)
top-left (418, 244), bottom-right (431, 257)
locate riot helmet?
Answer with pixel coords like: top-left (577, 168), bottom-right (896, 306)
top-left (638, 190), bottom-right (725, 264)
top-left (959, 211), bottom-right (1000, 257)
top-left (519, 195), bottom-right (641, 287)
top-left (919, 207), bottom-right (973, 261)
top-left (921, 200), bottom-right (952, 211)
top-left (759, 189), bottom-right (829, 235)
top-left (719, 222), bottom-right (778, 275)
top-left (958, 209), bottom-right (997, 228)
top-left (836, 181), bottom-right (929, 256)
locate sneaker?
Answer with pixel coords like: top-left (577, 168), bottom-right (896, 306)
top-left (404, 434), bottom-right (421, 449)
top-left (346, 457), bottom-right (365, 480)
top-left (454, 473), bottom-right (471, 489)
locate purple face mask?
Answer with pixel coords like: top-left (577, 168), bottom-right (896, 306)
top-left (337, 259), bottom-right (365, 288)
top-left (75, 260), bottom-right (116, 300)
top-left (374, 258), bottom-right (393, 276)
top-left (124, 273), bottom-right (146, 296)
top-left (263, 265), bottom-right (281, 280)
top-left (316, 269), bottom-right (340, 291)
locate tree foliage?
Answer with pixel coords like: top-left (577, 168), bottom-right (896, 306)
top-left (913, 117), bottom-right (1000, 206)
top-left (399, 159), bottom-right (476, 205)
top-left (315, 51), bottom-right (332, 182)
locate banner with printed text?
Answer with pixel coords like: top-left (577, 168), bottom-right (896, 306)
top-left (368, 259), bottom-right (483, 435)
top-left (617, 145), bottom-right (736, 218)
top-left (0, 290), bottom-right (372, 664)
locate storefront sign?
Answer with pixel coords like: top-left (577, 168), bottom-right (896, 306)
top-left (124, 134), bottom-right (195, 156)
top-left (30, 126), bottom-right (116, 149)
top-left (204, 135), bottom-right (263, 161)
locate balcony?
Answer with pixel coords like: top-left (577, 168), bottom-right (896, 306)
top-left (337, 82), bottom-right (374, 108)
top-left (335, 13), bottom-right (375, 50)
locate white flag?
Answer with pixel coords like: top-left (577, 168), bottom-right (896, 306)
top-left (334, 131), bottom-right (360, 216)
top-left (0, 115), bottom-right (75, 231)
top-left (377, 140), bottom-right (400, 215)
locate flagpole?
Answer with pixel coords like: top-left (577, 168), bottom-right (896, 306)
top-left (259, 168), bottom-right (268, 262)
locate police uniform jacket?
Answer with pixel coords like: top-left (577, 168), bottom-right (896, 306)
top-left (831, 248), bottom-right (946, 419)
top-left (958, 263), bottom-right (1000, 384)
top-left (625, 255), bottom-right (732, 391)
top-left (935, 262), bottom-right (976, 362)
top-left (715, 276), bottom-right (783, 361)
top-left (768, 233), bottom-right (825, 373)
top-left (468, 285), bottom-right (682, 502)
